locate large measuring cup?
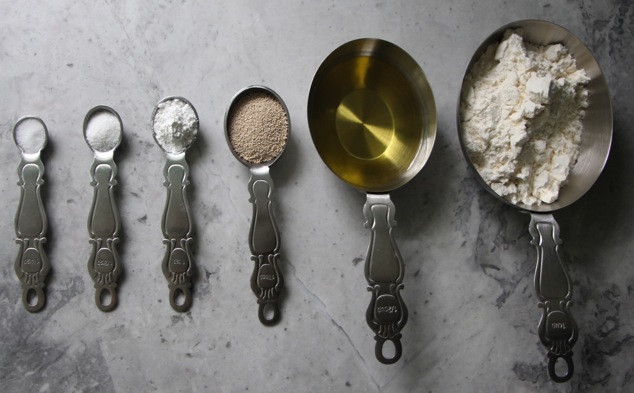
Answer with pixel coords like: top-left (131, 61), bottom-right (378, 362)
top-left (457, 20), bottom-right (612, 382)
top-left (308, 38), bottom-right (437, 364)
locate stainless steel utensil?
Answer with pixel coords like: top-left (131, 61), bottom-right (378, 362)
top-left (13, 116), bottom-right (50, 312)
top-left (84, 106), bottom-right (123, 312)
top-left (308, 38), bottom-right (437, 363)
top-left (457, 20), bottom-right (612, 382)
top-left (225, 85), bottom-right (290, 326)
top-left (152, 96), bottom-right (199, 312)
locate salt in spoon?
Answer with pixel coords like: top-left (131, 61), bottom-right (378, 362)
top-left (13, 116), bottom-right (50, 312)
top-left (84, 106), bottom-right (123, 312)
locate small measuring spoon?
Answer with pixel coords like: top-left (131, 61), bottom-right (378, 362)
top-left (83, 106), bottom-right (123, 312)
top-left (152, 96), bottom-right (199, 312)
top-left (225, 86), bottom-right (290, 325)
top-left (13, 116), bottom-right (50, 312)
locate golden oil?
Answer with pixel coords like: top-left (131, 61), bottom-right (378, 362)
top-left (308, 45), bottom-right (435, 192)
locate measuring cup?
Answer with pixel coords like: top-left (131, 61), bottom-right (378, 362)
top-left (152, 96), bottom-right (199, 312)
top-left (83, 106), bottom-right (123, 312)
top-left (225, 85), bottom-right (290, 326)
top-left (308, 38), bottom-right (437, 364)
top-left (13, 116), bottom-right (50, 312)
top-left (457, 20), bottom-right (612, 382)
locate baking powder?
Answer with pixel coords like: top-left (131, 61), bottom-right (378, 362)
top-left (153, 98), bottom-right (198, 154)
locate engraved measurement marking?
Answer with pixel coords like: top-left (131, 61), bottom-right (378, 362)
top-left (23, 259), bottom-right (39, 265)
top-left (172, 259), bottom-right (186, 265)
top-left (96, 260), bottom-right (113, 267)
top-left (377, 306), bottom-right (398, 314)
top-left (259, 274), bottom-right (275, 281)
top-left (551, 322), bottom-right (567, 330)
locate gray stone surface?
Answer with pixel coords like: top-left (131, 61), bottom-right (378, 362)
top-left (0, 0), bottom-right (632, 392)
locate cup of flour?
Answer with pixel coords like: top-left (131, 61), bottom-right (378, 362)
top-left (457, 19), bottom-right (612, 213)
top-left (457, 19), bottom-right (612, 383)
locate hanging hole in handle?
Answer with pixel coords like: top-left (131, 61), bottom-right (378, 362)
top-left (258, 301), bottom-right (280, 326)
top-left (96, 287), bottom-right (118, 312)
top-left (548, 352), bottom-right (574, 383)
top-left (170, 286), bottom-right (192, 312)
top-left (23, 287), bottom-right (45, 313)
top-left (375, 335), bottom-right (402, 364)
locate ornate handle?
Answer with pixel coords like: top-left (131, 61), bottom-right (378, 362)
top-left (248, 166), bottom-right (283, 325)
top-left (87, 160), bottom-right (122, 311)
top-left (15, 159), bottom-right (49, 312)
top-left (529, 213), bottom-right (578, 383)
top-left (364, 193), bottom-right (407, 364)
top-left (161, 157), bottom-right (195, 312)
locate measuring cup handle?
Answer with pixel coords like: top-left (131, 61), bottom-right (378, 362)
top-left (364, 194), bottom-right (408, 364)
top-left (248, 167), bottom-right (283, 325)
top-left (529, 213), bottom-right (578, 383)
top-left (161, 159), bottom-right (195, 312)
top-left (15, 159), bottom-right (50, 313)
top-left (87, 160), bottom-right (122, 312)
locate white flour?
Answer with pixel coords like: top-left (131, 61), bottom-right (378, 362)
top-left (85, 111), bottom-right (121, 152)
top-left (153, 98), bottom-right (198, 154)
top-left (461, 30), bottom-right (589, 206)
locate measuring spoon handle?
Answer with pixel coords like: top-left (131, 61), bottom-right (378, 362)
top-left (161, 157), bottom-right (194, 312)
top-left (87, 160), bottom-right (122, 311)
top-left (364, 194), bottom-right (408, 364)
top-left (529, 213), bottom-right (578, 383)
top-left (248, 166), bottom-right (283, 325)
top-left (15, 158), bottom-right (49, 312)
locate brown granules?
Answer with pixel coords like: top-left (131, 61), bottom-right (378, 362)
top-left (228, 91), bottom-right (289, 164)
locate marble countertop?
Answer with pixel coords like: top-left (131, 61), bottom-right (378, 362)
top-left (1, 0), bottom-right (632, 392)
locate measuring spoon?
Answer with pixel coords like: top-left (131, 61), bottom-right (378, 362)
top-left (152, 96), bottom-right (199, 312)
top-left (13, 116), bottom-right (50, 312)
top-left (225, 86), bottom-right (290, 326)
top-left (83, 106), bottom-right (123, 312)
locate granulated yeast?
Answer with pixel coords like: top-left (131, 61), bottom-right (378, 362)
top-left (228, 91), bottom-right (289, 164)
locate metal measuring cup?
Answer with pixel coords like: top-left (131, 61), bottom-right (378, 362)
top-left (457, 20), bottom-right (612, 382)
top-left (308, 38), bottom-right (437, 364)
top-left (83, 106), bottom-right (123, 312)
top-left (13, 116), bottom-right (50, 312)
top-left (152, 96), bottom-right (199, 312)
top-left (225, 85), bottom-right (290, 326)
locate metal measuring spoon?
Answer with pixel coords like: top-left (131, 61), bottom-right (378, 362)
top-left (225, 86), bottom-right (290, 326)
top-left (152, 96), bottom-right (199, 312)
top-left (13, 116), bottom-right (50, 312)
top-left (84, 106), bottom-right (123, 312)
top-left (457, 20), bottom-right (612, 382)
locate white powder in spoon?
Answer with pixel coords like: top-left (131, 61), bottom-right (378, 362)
top-left (85, 110), bottom-right (121, 152)
top-left (153, 98), bottom-right (198, 155)
top-left (14, 118), bottom-right (47, 154)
